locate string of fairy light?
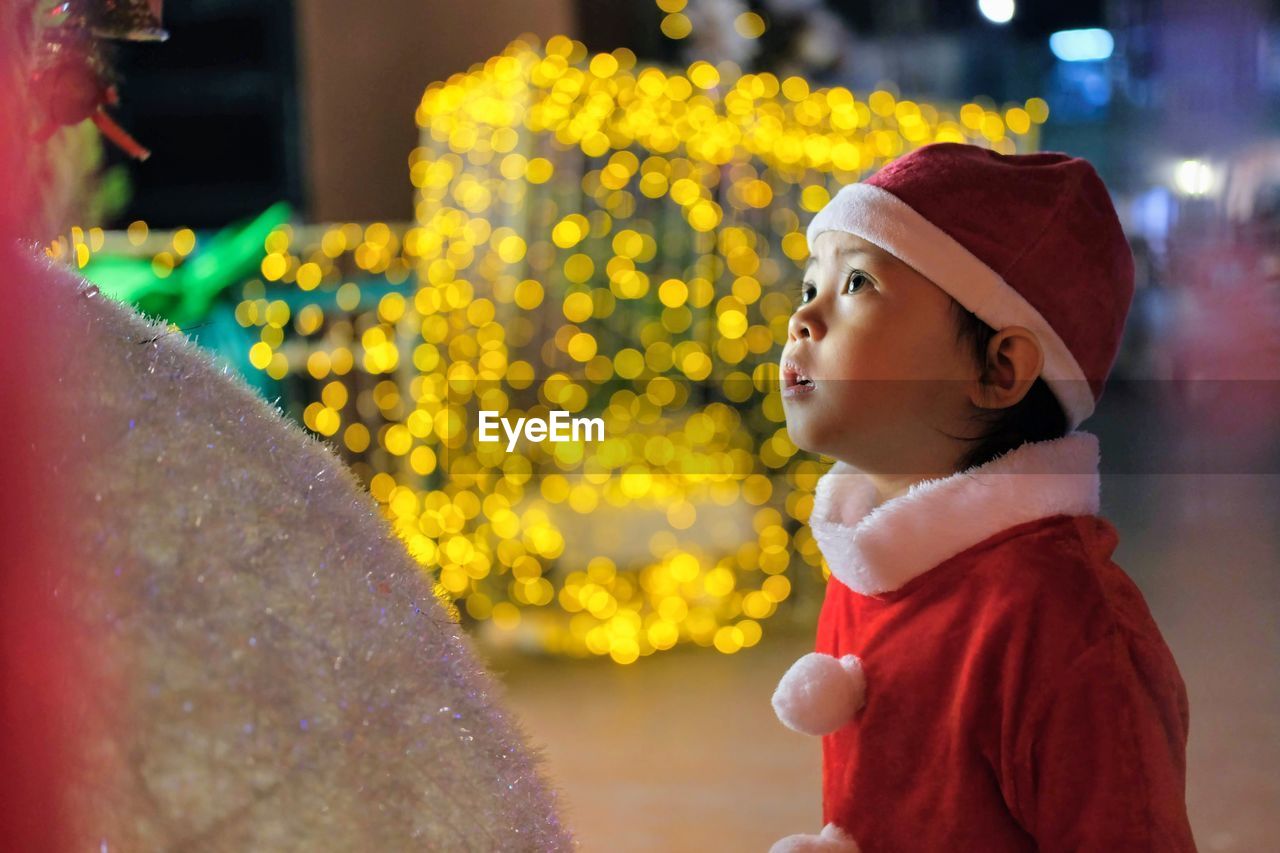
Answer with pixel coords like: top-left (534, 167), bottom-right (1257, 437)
top-left (51, 35), bottom-right (1047, 663)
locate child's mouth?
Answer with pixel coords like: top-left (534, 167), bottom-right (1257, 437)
top-left (781, 360), bottom-right (816, 398)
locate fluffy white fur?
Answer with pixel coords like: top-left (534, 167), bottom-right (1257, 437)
top-left (770, 820), bottom-right (862, 852)
top-left (808, 431), bottom-right (1101, 596)
top-left (772, 652), bottom-right (867, 736)
top-left (30, 252), bottom-right (574, 848)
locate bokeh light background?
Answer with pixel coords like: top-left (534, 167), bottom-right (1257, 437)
top-left (23, 0), bottom-right (1280, 848)
top-left (56, 34), bottom-right (1047, 664)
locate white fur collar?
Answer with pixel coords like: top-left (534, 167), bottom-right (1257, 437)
top-left (809, 431), bottom-right (1101, 596)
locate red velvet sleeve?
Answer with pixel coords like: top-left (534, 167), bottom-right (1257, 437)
top-left (1008, 629), bottom-right (1197, 851)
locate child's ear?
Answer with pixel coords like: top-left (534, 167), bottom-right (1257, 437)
top-left (967, 326), bottom-right (1045, 411)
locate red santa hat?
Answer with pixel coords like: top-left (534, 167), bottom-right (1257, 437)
top-left (805, 142), bottom-right (1135, 429)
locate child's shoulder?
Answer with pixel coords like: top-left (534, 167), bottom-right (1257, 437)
top-left (969, 512), bottom-right (1169, 654)
top-left (962, 514), bottom-right (1186, 722)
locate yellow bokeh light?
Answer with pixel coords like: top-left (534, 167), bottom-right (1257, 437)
top-left (151, 251), bottom-right (175, 278)
top-left (248, 342), bottom-right (272, 370)
top-left (526, 158), bottom-right (554, 183)
top-left (589, 53), bottom-right (618, 78)
top-left (55, 39), bottom-right (1050, 663)
top-left (734, 11), bottom-right (766, 38)
top-left (336, 282), bottom-right (361, 311)
top-left (660, 12), bottom-right (691, 39)
top-left (172, 228), bottom-right (196, 256)
top-left (688, 61), bottom-right (720, 90)
top-left (781, 76), bottom-right (809, 101)
top-left (564, 253), bottom-right (594, 283)
top-left (296, 262), bottom-right (322, 290)
top-left (126, 220), bottom-right (148, 246)
top-left (801, 184), bottom-right (831, 212)
top-left (514, 278), bottom-right (544, 309)
top-left (1005, 107), bottom-right (1031, 135)
top-left (552, 218), bottom-right (584, 249)
top-left (562, 291), bottom-right (594, 323)
top-left (344, 423), bottom-right (370, 453)
top-left (261, 253), bottom-right (287, 281)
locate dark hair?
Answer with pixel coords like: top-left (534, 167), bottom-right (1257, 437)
top-left (949, 301), bottom-right (1068, 471)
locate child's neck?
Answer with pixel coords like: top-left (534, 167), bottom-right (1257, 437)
top-left (864, 470), bottom-right (957, 508)
top-left (841, 434), bottom-right (972, 509)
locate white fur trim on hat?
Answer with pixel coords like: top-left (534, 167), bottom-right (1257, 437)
top-left (772, 652), bottom-right (867, 736)
top-left (770, 821), bottom-right (862, 853)
top-left (805, 182), bottom-right (1096, 430)
top-left (809, 431), bottom-right (1101, 597)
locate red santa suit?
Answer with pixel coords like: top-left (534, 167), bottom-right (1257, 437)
top-left (769, 431), bottom-right (1196, 852)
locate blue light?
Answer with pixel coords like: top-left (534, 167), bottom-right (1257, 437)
top-left (1131, 186), bottom-right (1173, 243)
top-left (1049, 28), bottom-right (1114, 62)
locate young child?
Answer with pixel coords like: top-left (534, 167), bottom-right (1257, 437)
top-left (768, 143), bottom-right (1196, 852)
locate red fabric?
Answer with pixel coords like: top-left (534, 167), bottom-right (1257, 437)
top-left (866, 143), bottom-right (1135, 403)
top-left (815, 513), bottom-right (1195, 852)
top-left (0, 247), bottom-right (85, 851)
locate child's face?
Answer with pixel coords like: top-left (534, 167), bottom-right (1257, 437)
top-left (780, 230), bottom-right (977, 477)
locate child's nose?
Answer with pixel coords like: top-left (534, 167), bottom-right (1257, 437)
top-left (789, 307), bottom-right (821, 341)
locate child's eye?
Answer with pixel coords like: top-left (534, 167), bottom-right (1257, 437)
top-left (796, 270), bottom-right (870, 306)
top-left (846, 269), bottom-right (870, 293)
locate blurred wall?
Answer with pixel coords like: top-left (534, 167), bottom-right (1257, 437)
top-left (296, 0), bottom-right (577, 223)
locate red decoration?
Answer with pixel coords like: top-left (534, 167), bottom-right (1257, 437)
top-left (30, 58), bottom-right (151, 160)
top-left (27, 0), bottom-right (167, 160)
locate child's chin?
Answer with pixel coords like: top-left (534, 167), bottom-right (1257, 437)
top-left (781, 418), bottom-right (826, 457)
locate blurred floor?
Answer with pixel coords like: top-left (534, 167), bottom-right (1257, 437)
top-left (1107, 475), bottom-right (1280, 853)
top-left (488, 628), bottom-right (820, 852)
top-left (487, 474), bottom-right (1279, 852)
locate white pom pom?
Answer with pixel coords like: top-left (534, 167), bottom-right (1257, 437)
top-left (769, 821), bottom-right (861, 852)
top-left (771, 651), bottom-right (866, 736)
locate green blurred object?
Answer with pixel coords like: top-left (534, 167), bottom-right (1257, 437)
top-left (83, 202), bottom-right (293, 329)
top-left (77, 202), bottom-right (410, 405)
